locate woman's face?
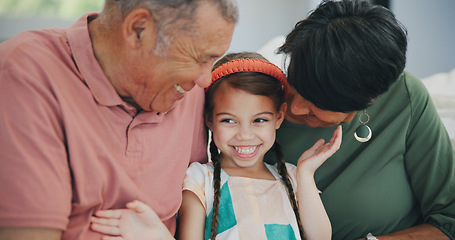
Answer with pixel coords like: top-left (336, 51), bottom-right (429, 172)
top-left (285, 87), bottom-right (356, 128)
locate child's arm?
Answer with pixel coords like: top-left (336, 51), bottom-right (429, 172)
top-left (296, 125), bottom-right (342, 240)
top-left (178, 190), bottom-right (206, 240)
top-left (90, 200), bottom-right (175, 240)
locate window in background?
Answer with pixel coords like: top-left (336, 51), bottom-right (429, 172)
top-left (0, 0), bottom-right (103, 19)
top-left (0, 0), bottom-right (104, 42)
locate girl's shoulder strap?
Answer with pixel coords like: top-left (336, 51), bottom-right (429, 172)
top-left (264, 162), bottom-right (298, 188)
top-left (207, 163), bottom-right (230, 187)
top-left (264, 163), bottom-right (283, 181)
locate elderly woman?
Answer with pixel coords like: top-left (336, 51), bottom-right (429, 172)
top-left (268, 0), bottom-right (455, 239)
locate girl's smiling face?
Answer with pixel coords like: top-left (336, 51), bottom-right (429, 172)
top-left (208, 84), bottom-right (285, 171)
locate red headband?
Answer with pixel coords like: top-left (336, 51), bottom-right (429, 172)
top-left (208, 58), bottom-right (288, 97)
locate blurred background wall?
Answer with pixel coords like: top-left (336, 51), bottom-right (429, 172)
top-left (228, 0), bottom-right (455, 79)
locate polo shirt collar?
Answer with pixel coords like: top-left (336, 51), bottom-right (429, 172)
top-left (66, 13), bottom-right (124, 107)
top-left (66, 13), bottom-right (184, 118)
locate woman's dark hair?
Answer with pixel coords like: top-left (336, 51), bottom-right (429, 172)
top-left (206, 52), bottom-right (305, 240)
top-left (279, 0), bottom-right (407, 112)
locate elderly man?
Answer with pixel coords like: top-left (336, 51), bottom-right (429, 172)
top-left (0, 0), bottom-right (237, 239)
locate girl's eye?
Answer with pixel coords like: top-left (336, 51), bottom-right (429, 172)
top-left (253, 118), bottom-right (268, 124)
top-left (220, 119), bottom-right (235, 124)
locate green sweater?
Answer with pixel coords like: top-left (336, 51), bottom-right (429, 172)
top-left (270, 72), bottom-right (455, 239)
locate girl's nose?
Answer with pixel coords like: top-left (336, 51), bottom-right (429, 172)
top-left (236, 124), bottom-right (254, 140)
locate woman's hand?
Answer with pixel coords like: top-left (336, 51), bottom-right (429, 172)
top-left (90, 200), bottom-right (174, 240)
top-left (296, 125), bottom-right (342, 176)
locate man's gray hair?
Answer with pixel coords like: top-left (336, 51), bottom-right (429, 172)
top-left (107, 0), bottom-right (238, 56)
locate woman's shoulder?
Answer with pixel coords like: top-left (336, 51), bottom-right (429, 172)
top-left (394, 71), bottom-right (431, 100)
top-left (372, 71), bottom-right (431, 115)
top-left (399, 71), bottom-right (437, 115)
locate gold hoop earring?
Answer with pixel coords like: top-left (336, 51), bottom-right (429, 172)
top-left (354, 109), bottom-right (372, 142)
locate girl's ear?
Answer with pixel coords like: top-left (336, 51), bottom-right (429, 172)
top-left (275, 102), bottom-right (287, 129)
top-left (205, 115), bottom-right (213, 131)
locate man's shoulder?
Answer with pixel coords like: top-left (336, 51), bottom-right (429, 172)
top-left (0, 28), bottom-right (69, 71)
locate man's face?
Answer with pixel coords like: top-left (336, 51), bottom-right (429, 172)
top-left (126, 3), bottom-right (235, 112)
top-left (285, 87), bottom-right (357, 128)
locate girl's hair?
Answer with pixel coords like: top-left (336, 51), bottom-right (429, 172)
top-left (205, 52), bottom-right (305, 240)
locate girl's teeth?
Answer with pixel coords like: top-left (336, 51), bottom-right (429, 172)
top-left (174, 84), bottom-right (185, 94)
top-left (234, 146), bottom-right (257, 154)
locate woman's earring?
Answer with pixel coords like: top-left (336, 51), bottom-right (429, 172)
top-left (354, 109), bottom-right (372, 142)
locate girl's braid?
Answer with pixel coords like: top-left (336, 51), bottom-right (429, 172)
top-left (209, 136), bottom-right (222, 240)
top-left (274, 141), bottom-right (306, 240)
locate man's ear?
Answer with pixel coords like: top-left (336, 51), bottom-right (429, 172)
top-left (122, 8), bottom-right (155, 49)
top-left (275, 102), bottom-right (287, 129)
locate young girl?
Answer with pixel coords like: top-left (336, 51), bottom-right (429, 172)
top-left (90, 52), bottom-right (342, 240)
